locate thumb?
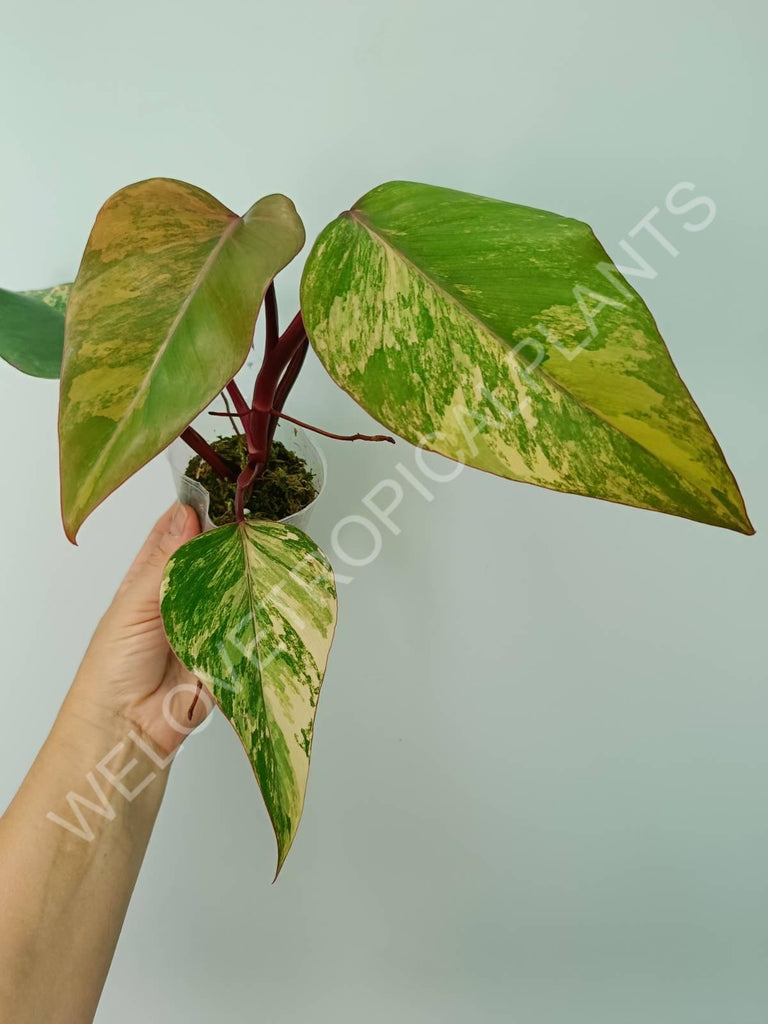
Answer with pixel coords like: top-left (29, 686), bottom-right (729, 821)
top-left (118, 503), bottom-right (201, 609)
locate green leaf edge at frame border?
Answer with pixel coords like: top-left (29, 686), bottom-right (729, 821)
top-left (300, 180), bottom-right (753, 535)
top-left (160, 520), bottom-right (338, 879)
top-left (59, 178), bottom-right (305, 543)
top-left (0, 283), bottom-right (72, 378)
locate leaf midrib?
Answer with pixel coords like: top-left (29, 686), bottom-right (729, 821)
top-left (236, 522), bottom-right (277, 767)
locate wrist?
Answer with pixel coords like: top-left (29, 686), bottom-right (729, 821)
top-left (60, 682), bottom-right (128, 741)
top-left (56, 682), bottom-right (172, 780)
top-left (47, 694), bottom-right (172, 817)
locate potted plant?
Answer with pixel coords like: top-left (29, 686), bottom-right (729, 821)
top-left (0, 177), bottom-right (753, 876)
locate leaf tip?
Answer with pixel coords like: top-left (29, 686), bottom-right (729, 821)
top-left (63, 518), bottom-right (80, 546)
top-left (60, 494), bottom-right (83, 545)
top-left (709, 505), bottom-right (755, 536)
top-left (272, 838), bottom-right (294, 883)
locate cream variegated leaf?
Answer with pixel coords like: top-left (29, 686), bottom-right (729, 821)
top-left (59, 178), bottom-right (305, 541)
top-left (161, 521), bottom-right (337, 877)
top-left (301, 181), bottom-right (752, 534)
top-left (0, 283), bottom-right (72, 378)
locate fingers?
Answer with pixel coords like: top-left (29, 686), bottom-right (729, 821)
top-left (143, 503), bottom-right (200, 570)
top-left (125, 504), bottom-right (179, 575)
top-left (118, 504), bottom-right (200, 606)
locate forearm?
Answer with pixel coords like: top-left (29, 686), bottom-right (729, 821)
top-left (0, 689), bottom-right (171, 1023)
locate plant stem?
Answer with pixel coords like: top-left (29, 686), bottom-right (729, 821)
top-left (235, 311), bottom-right (313, 520)
top-left (268, 337), bottom-right (309, 446)
top-left (221, 390), bottom-right (245, 448)
top-left (264, 282), bottom-right (279, 354)
top-left (249, 312), bottom-right (308, 459)
top-left (273, 311), bottom-right (307, 364)
top-left (251, 313), bottom-right (306, 416)
top-left (269, 409), bottom-right (395, 445)
top-left (208, 391), bottom-right (397, 444)
top-left (191, 312), bottom-right (312, 517)
top-left (234, 461), bottom-right (265, 523)
top-left (208, 405), bottom-right (394, 445)
top-left (187, 680), bottom-right (203, 721)
top-left (226, 381), bottom-right (255, 452)
top-left (235, 479), bottom-right (246, 523)
top-left (180, 426), bottom-right (239, 482)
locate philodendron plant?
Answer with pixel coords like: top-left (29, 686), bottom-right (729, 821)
top-left (0, 178), bottom-right (753, 875)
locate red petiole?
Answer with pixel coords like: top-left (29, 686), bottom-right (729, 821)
top-left (208, 407), bottom-right (395, 445)
top-left (180, 289), bottom-right (395, 524)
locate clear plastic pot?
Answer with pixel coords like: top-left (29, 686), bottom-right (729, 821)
top-left (167, 419), bottom-right (326, 535)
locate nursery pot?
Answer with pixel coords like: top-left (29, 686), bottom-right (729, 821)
top-left (167, 419), bottom-right (327, 535)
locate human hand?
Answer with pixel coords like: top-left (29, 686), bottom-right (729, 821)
top-left (66, 503), bottom-right (213, 756)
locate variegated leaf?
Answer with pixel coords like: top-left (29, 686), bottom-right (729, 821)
top-left (22, 282), bottom-right (72, 316)
top-left (59, 179), bottom-right (305, 541)
top-left (0, 283), bottom-right (71, 378)
top-left (160, 521), bottom-right (337, 877)
top-left (301, 181), bottom-right (752, 534)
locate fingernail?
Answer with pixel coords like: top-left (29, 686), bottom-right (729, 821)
top-left (170, 503), bottom-right (187, 536)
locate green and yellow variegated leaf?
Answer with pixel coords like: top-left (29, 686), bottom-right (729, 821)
top-left (0, 283), bottom-right (72, 378)
top-left (301, 181), bottom-right (752, 534)
top-left (160, 520), bottom-right (337, 876)
top-left (22, 282), bottom-right (72, 316)
top-left (59, 179), bottom-right (305, 541)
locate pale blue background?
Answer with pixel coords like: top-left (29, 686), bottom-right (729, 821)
top-left (1, 1), bottom-right (766, 1021)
